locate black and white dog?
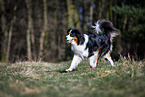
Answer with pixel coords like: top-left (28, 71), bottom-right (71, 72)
top-left (66, 20), bottom-right (118, 71)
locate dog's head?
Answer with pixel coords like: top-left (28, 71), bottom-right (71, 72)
top-left (66, 28), bottom-right (84, 45)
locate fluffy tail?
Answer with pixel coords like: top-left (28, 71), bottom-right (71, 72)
top-left (92, 20), bottom-right (118, 39)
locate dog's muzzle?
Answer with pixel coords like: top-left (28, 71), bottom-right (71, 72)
top-left (66, 35), bottom-right (72, 43)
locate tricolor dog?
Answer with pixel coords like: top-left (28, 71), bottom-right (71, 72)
top-left (65, 20), bottom-right (118, 71)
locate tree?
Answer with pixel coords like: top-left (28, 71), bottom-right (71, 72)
top-left (26, 0), bottom-right (34, 60)
top-left (0, 0), bottom-right (7, 62)
top-left (109, 0), bottom-right (113, 21)
top-left (98, 0), bottom-right (105, 19)
top-left (6, 19), bottom-right (14, 63)
top-left (39, 0), bottom-right (48, 57)
top-left (0, 0), bottom-right (145, 62)
top-left (83, 0), bottom-right (88, 31)
top-left (66, 0), bottom-right (73, 27)
top-left (89, 0), bottom-right (94, 25)
top-left (113, 3), bottom-right (145, 60)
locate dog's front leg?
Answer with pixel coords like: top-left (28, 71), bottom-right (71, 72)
top-left (66, 55), bottom-right (82, 71)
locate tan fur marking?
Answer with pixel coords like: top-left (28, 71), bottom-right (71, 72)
top-left (96, 49), bottom-right (99, 64)
top-left (73, 37), bottom-right (78, 44)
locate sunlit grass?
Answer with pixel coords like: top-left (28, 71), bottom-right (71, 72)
top-left (0, 57), bottom-right (144, 97)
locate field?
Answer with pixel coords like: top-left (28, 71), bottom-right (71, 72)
top-left (0, 57), bottom-right (145, 97)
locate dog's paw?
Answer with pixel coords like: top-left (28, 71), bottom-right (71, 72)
top-left (65, 68), bottom-right (73, 72)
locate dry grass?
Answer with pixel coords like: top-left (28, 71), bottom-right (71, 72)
top-left (0, 58), bottom-right (144, 97)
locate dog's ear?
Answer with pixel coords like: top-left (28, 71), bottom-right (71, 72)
top-left (75, 29), bottom-right (84, 45)
top-left (67, 27), bottom-right (73, 34)
top-left (73, 29), bottom-right (80, 34)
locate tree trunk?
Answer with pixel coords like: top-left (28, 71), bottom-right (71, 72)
top-left (73, 1), bottom-right (80, 29)
top-left (31, 19), bottom-right (35, 58)
top-left (66, 0), bottom-right (73, 27)
top-left (6, 15), bottom-right (16, 63)
top-left (39, 0), bottom-right (48, 57)
top-left (123, 16), bottom-right (127, 33)
top-left (1, 0), bottom-right (7, 62)
top-left (109, 0), bottom-right (113, 21)
top-left (6, 23), bottom-right (13, 63)
top-left (89, 0), bottom-right (94, 25)
top-left (98, 0), bottom-right (104, 19)
top-left (83, 0), bottom-right (87, 31)
top-left (26, 0), bottom-right (32, 60)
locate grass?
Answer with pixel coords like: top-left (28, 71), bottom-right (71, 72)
top-left (0, 57), bottom-right (145, 97)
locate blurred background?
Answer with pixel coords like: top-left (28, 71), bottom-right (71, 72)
top-left (0, 0), bottom-right (145, 63)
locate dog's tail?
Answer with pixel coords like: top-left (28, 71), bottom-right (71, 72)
top-left (92, 20), bottom-right (118, 39)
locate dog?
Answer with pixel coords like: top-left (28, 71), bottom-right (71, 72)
top-left (65, 20), bottom-right (118, 71)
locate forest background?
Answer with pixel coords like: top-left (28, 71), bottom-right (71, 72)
top-left (0, 0), bottom-right (145, 63)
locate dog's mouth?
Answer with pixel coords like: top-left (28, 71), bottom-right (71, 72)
top-left (66, 35), bottom-right (73, 44)
top-left (67, 39), bottom-right (72, 43)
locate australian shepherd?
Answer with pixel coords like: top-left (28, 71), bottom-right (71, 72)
top-left (65, 20), bottom-right (118, 71)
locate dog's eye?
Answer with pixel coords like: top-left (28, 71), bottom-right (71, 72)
top-left (70, 33), bottom-right (75, 37)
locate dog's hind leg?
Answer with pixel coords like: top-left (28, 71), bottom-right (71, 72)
top-left (89, 50), bottom-right (99, 68)
top-left (104, 52), bottom-right (114, 66)
top-left (89, 54), bottom-right (97, 68)
top-left (96, 49), bottom-right (100, 65)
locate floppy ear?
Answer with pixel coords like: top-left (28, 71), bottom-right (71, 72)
top-left (75, 29), bottom-right (84, 44)
top-left (67, 27), bottom-right (73, 34)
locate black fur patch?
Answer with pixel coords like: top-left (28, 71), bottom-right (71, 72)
top-left (87, 33), bottom-right (111, 58)
top-left (87, 20), bottom-right (118, 58)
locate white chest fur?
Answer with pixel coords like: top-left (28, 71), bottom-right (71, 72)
top-left (71, 34), bottom-right (89, 59)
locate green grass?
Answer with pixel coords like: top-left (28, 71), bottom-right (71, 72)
top-left (0, 57), bottom-right (145, 97)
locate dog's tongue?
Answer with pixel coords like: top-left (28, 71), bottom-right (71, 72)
top-left (67, 40), bottom-right (71, 43)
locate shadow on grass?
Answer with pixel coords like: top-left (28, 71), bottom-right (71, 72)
top-left (57, 70), bottom-right (68, 73)
top-left (44, 69), bottom-right (79, 74)
top-left (44, 70), bottom-right (68, 73)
